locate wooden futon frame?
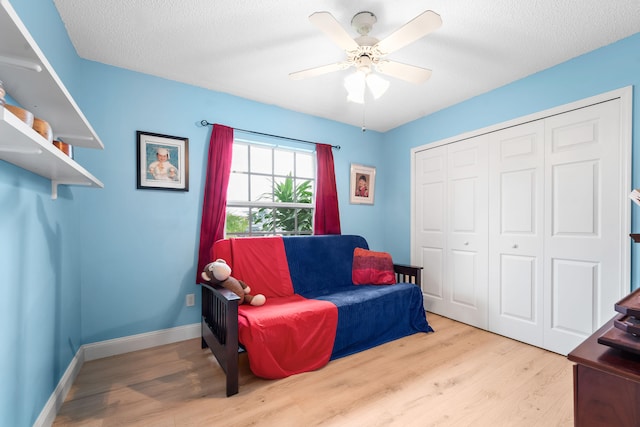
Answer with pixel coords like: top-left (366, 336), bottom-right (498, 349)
top-left (200, 264), bottom-right (422, 397)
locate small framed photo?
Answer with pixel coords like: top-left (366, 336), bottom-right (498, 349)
top-left (350, 163), bottom-right (376, 205)
top-left (137, 131), bottom-right (189, 191)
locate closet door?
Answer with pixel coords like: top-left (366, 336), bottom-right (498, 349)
top-left (415, 136), bottom-right (489, 328)
top-left (446, 136), bottom-right (489, 328)
top-left (543, 99), bottom-right (622, 355)
top-left (415, 145), bottom-right (448, 317)
top-left (488, 121), bottom-right (545, 346)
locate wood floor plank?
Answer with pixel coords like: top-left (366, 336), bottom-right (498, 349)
top-left (53, 314), bottom-right (574, 426)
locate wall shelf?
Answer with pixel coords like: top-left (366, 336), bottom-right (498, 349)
top-left (0, 0), bottom-right (103, 199)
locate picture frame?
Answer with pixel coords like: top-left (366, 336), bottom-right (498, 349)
top-left (350, 163), bottom-right (376, 205)
top-left (137, 131), bottom-right (189, 191)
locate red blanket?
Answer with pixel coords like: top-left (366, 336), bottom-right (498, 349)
top-left (212, 236), bottom-right (294, 297)
top-left (239, 295), bottom-right (338, 379)
top-left (213, 236), bottom-right (338, 379)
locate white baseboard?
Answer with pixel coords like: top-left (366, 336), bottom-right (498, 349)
top-left (33, 347), bottom-right (84, 427)
top-left (84, 323), bottom-right (201, 361)
top-left (33, 323), bottom-right (200, 426)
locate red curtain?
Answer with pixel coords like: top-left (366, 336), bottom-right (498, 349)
top-left (314, 143), bottom-right (341, 235)
top-left (196, 124), bottom-right (234, 281)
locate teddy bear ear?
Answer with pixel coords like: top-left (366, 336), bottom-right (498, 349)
top-left (215, 258), bottom-right (227, 264)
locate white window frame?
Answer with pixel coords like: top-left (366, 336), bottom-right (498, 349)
top-left (225, 138), bottom-right (316, 237)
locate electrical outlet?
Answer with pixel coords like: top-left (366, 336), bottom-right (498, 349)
top-left (186, 293), bottom-right (195, 307)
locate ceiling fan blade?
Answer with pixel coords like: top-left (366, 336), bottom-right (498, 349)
top-left (289, 62), bottom-right (351, 80)
top-left (309, 12), bottom-right (359, 51)
top-left (375, 10), bottom-right (442, 55)
top-left (376, 60), bottom-right (432, 84)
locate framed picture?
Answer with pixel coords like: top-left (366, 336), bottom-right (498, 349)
top-left (137, 131), bottom-right (189, 191)
top-left (350, 163), bottom-right (376, 205)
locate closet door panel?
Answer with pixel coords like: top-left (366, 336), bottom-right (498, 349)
top-left (544, 99), bottom-right (622, 354)
top-left (451, 178), bottom-right (476, 232)
top-left (421, 247), bottom-right (443, 299)
top-left (488, 121), bottom-right (545, 346)
top-left (501, 169), bottom-right (536, 233)
top-left (446, 136), bottom-right (489, 328)
top-left (500, 254), bottom-right (536, 321)
top-left (552, 160), bottom-right (599, 236)
top-left (551, 259), bottom-right (598, 337)
top-left (415, 146), bottom-right (448, 313)
top-left (451, 250), bottom-right (478, 307)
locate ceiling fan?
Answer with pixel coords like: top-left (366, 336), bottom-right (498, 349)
top-left (289, 10), bottom-right (442, 101)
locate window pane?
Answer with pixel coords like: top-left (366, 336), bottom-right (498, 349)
top-left (297, 208), bottom-right (313, 232)
top-left (227, 173), bottom-right (248, 201)
top-left (228, 139), bottom-right (315, 237)
top-left (226, 207), bottom-right (249, 235)
top-left (272, 207), bottom-right (295, 233)
top-left (251, 207), bottom-right (275, 233)
top-left (295, 179), bottom-right (313, 203)
top-left (274, 149), bottom-right (294, 176)
top-left (250, 175), bottom-right (272, 202)
top-left (297, 152), bottom-right (314, 179)
top-left (273, 176), bottom-right (293, 203)
top-left (231, 144), bottom-right (248, 172)
top-left (250, 146), bottom-right (272, 174)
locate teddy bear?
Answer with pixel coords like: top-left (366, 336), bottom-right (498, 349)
top-left (201, 259), bottom-right (266, 306)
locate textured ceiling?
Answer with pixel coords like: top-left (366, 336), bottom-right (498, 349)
top-left (53, 0), bottom-right (640, 132)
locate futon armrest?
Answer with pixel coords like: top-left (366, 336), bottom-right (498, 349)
top-left (393, 264), bottom-right (424, 287)
top-left (201, 282), bottom-right (241, 302)
top-left (200, 281), bottom-right (240, 396)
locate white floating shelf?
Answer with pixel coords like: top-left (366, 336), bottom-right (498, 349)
top-left (0, 108), bottom-right (103, 198)
top-left (0, 0), bottom-right (103, 199)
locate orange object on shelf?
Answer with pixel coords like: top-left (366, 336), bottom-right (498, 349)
top-left (32, 117), bottom-right (53, 143)
top-left (53, 140), bottom-right (71, 157)
top-left (4, 104), bottom-right (34, 127)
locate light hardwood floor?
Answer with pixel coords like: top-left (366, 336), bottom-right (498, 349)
top-left (53, 314), bottom-right (574, 426)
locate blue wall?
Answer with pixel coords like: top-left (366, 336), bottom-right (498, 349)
top-left (1, 1), bottom-right (86, 426)
top-left (1, 0), bottom-right (638, 425)
top-left (382, 33), bottom-right (640, 268)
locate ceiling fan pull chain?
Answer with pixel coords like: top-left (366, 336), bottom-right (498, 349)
top-left (362, 99), bottom-right (367, 132)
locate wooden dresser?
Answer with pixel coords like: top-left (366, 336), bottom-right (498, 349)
top-left (567, 318), bottom-right (640, 426)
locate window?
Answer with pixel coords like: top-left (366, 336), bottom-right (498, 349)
top-left (225, 139), bottom-right (315, 237)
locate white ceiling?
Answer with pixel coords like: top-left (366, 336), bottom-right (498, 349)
top-left (53, 0), bottom-right (640, 132)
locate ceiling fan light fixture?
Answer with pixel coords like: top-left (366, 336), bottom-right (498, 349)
top-left (344, 71), bottom-right (366, 103)
top-left (344, 70), bottom-right (389, 103)
top-left (366, 73), bottom-right (390, 99)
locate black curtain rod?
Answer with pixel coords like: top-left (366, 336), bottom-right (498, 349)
top-left (200, 120), bottom-right (340, 150)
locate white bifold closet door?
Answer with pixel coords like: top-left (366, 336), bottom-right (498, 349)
top-left (415, 95), bottom-right (626, 355)
top-left (415, 144), bottom-right (448, 321)
top-left (416, 135), bottom-right (489, 329)
top-left (541, 100), bottom-right (623, 354)
top-left (488, 120), bottom-right (545, 348)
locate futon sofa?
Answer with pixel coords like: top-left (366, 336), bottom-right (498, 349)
top-left (200, 234), bottom-right (433, 396)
